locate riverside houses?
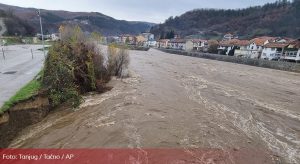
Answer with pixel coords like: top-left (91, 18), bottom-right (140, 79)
top-left (156, 39), bottom-right (170, 49)
top-left (168, 39), bottom-right (186, 50)
top-left (233, 40), bottom-right (251, 57)
top-left (261, 42), bottom-right (289, 60)
top-left (282, 39), bottom-right (300, 62)
top-left (247, 37), bottom-right (275, 59)
top-left (218, 39), bottom-right (239, 55)
top-left (186, 39), bottom-right (208, 52)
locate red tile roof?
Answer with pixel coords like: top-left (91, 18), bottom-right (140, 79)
top-left (288, 39), bottom-right (300, 49)
top-left (234, 40), bottom-right (250, 46)
top-left (264, 42), bottom-right (289, 48)
top-left (250, 36), bottom-right (276, 46)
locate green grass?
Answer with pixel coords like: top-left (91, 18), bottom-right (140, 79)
top-left (4, 37), bottom-right (23, 45)
top-left (0, 78), bottom-right (42, 115)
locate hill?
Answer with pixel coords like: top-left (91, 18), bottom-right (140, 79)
top-left (150, 0), bottom-right (300, 39)
top-left (0, 3), bottom-right (155, 36)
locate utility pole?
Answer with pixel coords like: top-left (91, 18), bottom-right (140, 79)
top-left (37, 9), bottom-right (46, 58)
top-left (2, 48), bottom-right (5, 60)
top-left (31, 49), bottom-right (34, 59)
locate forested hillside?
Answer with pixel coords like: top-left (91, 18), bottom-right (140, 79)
top-left (0, 3), bottom-right (155, 36)
top-left (151, 0), bottom-right (300, 39)
top-left (0, 9), bottom-right (35, 36)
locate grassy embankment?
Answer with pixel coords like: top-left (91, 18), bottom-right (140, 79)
top-left (0, 74), bottom-right (42, 115)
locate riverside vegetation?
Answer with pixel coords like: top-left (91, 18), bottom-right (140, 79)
top-left (0, 26), bottom-right (130, 148)
top-left (0, 25), bottom-right (130, 115)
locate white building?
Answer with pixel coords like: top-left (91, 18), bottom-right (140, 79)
top-left (218, 39), bottom-right (251, 56)
top-left (186, 39), bottom-right (208, 52)
top-left (51, 33), bottom-right (60, 41)
top-left (261, 42), bottom-right (288, 60)
top-left (233, 40), bottom-right (251, 57)
top-left (156, 39), bottom-right (169, 48)
top-left (145, 39), bottom-right (157, 47)
top-left (281, 39), bottom-right (300, 62)
top-left (247, 37), bottom-right (275, 59)
top-left (141, 33), bottom-right (154, 41)
top-left (168, 39), bottom-right (186, 50)
top-left (218, 39), bottom-right (236, 55)
top-left (140, 33), bottom-right (155, 47)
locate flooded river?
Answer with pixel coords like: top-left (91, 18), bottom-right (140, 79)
top-left (9, 49), bottom-right (300, 163)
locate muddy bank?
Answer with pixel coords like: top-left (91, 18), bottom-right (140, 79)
top-left (0, 96), bottom-right (49, 148)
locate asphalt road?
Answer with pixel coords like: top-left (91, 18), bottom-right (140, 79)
top-left (0, 45), bottom-right (45, 107)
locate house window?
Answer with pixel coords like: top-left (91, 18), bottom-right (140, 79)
top-left (271, 48), bottom-right (276, 51)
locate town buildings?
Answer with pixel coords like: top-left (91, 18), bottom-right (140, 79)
top-left (104, 31), bottom-right (299, 63)
top-left (233, 40), bottom-right (251, 57)
top-left (186, 39), bottom-right (208, 52)
top-left (281, 39), bottom-right (300, 62)
top-left (261, 42), bottom-right (288, 60)
top-left (168, 39), bottom-right (186, 50)
top-left (156, 39), bottom-right (169, 49)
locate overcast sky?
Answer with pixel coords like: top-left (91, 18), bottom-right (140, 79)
top-left (0, 0), bottom-right (279, 23)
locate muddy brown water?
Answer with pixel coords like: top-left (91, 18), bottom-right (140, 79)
top-left (9, 49), bottom-right (300, 163)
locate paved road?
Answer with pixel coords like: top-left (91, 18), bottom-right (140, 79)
top-left (0, 45), bottom-right (45, 107)
top-left (10, 48), bottom-right (300, 163)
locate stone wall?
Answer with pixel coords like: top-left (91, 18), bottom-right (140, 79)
top-left (157, 48), bottom-right (300, 73)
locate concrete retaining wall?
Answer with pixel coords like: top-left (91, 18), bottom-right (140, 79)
top-left (157, 48), bottom-right (300, 73)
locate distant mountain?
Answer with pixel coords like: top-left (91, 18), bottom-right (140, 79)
top-left (150, 0), bottom-right (300, 39)
top-left (0, 3), bottom-right (155, 36)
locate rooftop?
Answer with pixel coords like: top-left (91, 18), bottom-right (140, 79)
top-left (264, 42), bottom-right (289, 48)
top-left (251, 36), bottom-right (276, 46)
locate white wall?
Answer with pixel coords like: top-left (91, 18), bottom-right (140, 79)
top-left (262, 48), bottom-right (277, 59)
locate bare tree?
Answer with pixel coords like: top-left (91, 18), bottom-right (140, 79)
top-left (107, 45), bottom-right (130, 78)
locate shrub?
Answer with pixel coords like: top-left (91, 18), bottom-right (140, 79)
top-left (59, 25), bottom-right (86, 44)
top-left (43, 42), bottom-right (80, 107)
top-left (43, 26), bottom-right (109, 108)
top-left (207, 43), bottom-right (219, 54)
top-left (107, 44), bottom-right (130, 78)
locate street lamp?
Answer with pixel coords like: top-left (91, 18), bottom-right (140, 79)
top-left (37, 9), bottom-right (46, 58)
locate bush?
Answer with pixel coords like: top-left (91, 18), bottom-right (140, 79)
top-left (207, 43), bottom-right (219, 54)
top-left (43, 42), bottom-right (80, 107)
top-left (107, 44), bottom-right (130, 78)
top-left (43, 26), bottom-right (109, 108)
